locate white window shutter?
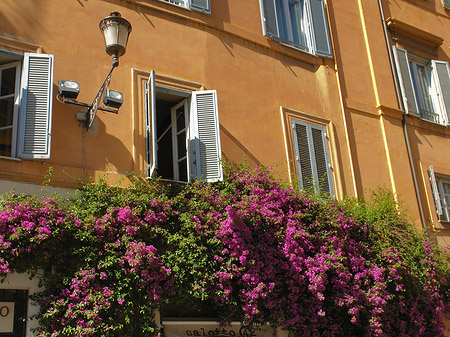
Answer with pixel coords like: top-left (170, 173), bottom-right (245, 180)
top-left (429, 165), bottom-right (443, 218)
top-left (259, 0), bottom-right (279, 38)
top-left (308, 0), bottom-right (332, 57)
top-left (17, 53), bottom-right (53, 159)
top-left (146, 70), bottom-right (158, 177)
top-left (190, 90), bottom-right (222, 182)
top-left (431, 60), bottom-right (450, 125)
top-left (293, 123), bottom-right (313, 191)
top-left (442, 0), bottom-right (450, 9)
top-left (190, 0), bottom-right (210, 14)
top-left (293, 119), bottom-right (333, 195)
top-left (392, 47), bottom-right (419, 116)
top-left (311, 126), bottom-right (334, 195)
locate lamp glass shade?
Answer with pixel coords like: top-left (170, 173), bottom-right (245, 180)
top-left (99, 12), bottom-right (132, 57)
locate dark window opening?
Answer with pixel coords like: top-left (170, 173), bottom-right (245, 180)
top-left (0, 289), bottom-right (28, 337)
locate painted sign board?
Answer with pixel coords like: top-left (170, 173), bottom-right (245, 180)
top-left (162, 321), bottom-right (275, 337)
top-left (0, 302), bottom-right (15, 333)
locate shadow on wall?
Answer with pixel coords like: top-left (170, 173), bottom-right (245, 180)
top-left (85, 115), bottom-right (134, 177)
top-left (220, 125), bottom-right (261, 170)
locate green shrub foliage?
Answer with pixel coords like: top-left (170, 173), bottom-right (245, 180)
top-left (0, 166), bottom-right (449, 336)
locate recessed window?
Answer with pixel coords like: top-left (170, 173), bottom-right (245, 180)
top-left (292, 118), bottom-right (334, 195)
top-left (393, 47), bottom-right (450, 125)
top-left (429, 166), bottom-right (450, 222)
top-left (0, 50), bottom-right (54, 159)
top-left (145, 71), bottom-right (222, 183)
top-left (259, 0), bottom-right (332, 57)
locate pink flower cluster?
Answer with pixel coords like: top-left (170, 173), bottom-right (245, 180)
top-left (0, 167), bottom-right (448, 336)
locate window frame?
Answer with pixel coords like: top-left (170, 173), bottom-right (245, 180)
top-left (259, 0), bottom-right (332, 58)
top-left (0, 61), bottom-right (21, 158)
top-left (408, 57), bottom-right (437, 122)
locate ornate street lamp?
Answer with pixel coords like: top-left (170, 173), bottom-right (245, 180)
top-left (57, 12), bottom-right (132, 129)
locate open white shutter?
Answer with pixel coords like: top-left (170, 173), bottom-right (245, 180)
top-left (17, 53), bottom-right (53, 159)
top-left (190, 90), bottom-right (222, 182)
top-left (259, 0), bottom-right (279, 38)
top-left (393, 47), bottom-right (419, 116)
top-left (429, 165), bottom-right (443, 218)
top-left (431, 60), bottom-right (450, 125)
top-left (308, 0), bottom-right (332, 57)
top-left (146, 70), bottom-right (158, 177)
top-left (190, 0), bottom-right (210, 13)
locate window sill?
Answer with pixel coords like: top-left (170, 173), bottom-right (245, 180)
top-left (406, 113), bottom-right (450, 136)
top-left (156, 0), bottom-right (189, 11)
top-left (266, 34), bottom-right (332, 60)
top-left (0, 155), bottom-right (22, 162)
top-left (264, 38), bottom-right (325, 66)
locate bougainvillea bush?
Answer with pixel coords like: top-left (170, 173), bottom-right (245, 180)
top-left (0, 166), bottom-right (449, 336)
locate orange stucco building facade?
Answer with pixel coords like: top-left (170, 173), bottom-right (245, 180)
top-left (0, 0), bottom-right (450, 247)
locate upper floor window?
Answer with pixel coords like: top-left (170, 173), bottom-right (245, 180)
top-left (259, 0), bottom-right (332, 57)
top-left (0, 51), bottom-right (53, 159)
top-left (393, 47), bottom-right (450, 125)
top-left (158, 0), bottom-right (211, 13)
top-left (145, 70), bottom-right (222, 183)
top-left (429, 166), bottom-right (450, 222)
top-left (292, 118), bottom-right (334, 195)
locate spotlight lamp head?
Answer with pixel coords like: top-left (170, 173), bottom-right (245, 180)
top-left (103, 89), bottom-right (123, 108)
top-left (99, 11), bottom-right (132, 66)
top-left (58, 80), bottom-right (80, 99)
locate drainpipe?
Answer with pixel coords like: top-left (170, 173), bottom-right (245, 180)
top-left (377, 0), bottom-right (428, 231)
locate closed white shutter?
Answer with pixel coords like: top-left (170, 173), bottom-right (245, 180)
top-left (294, 122), bottom-right (313, 191)
top-left (311, 126), bottom-right (333, 195)
top-left (429, 165), bottom-right (443, 218)
top-left (190, 90), bottom-right (222, 182)
top-left (442, 0), bottom-right (450, 9)
top-left (17, 53), bottom-right (53, 159)
top-left (259, 0), bottom-right (279, 38)
top-left (190, 0), bottom-right (210, 13)
top-left (308, 0), bottom-right (332, 57)
top-left (393, 47), bottom-right (419, 116)
top-left (146, 70), bottom-right (158, 177)
top-left (293, 119), bottom-right (333, 195)
top-left (431, 60), bottom-right (450, 125)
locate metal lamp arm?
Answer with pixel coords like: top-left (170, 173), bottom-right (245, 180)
top-left (85, 62), bottom-right (118, 129)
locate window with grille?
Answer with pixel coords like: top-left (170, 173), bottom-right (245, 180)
top-left (393, 47), bottom-right (450, 125)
